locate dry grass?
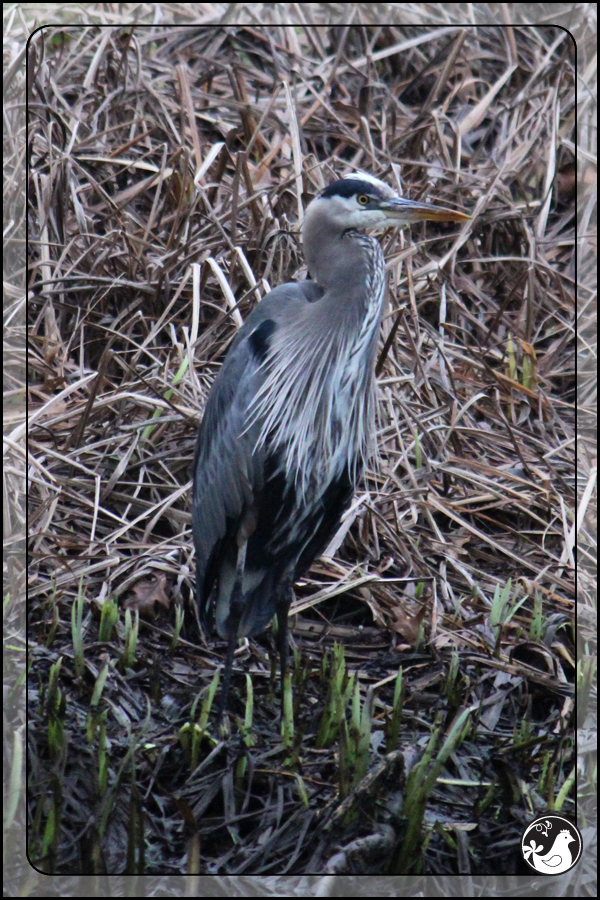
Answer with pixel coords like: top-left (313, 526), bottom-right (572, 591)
top-left (4, 2), bottom-right (594, 889)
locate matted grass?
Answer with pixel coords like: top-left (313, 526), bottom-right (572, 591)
top-left (8, 4), bottom-right (591, 884)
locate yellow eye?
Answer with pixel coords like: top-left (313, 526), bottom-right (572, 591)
top-left (357, 194), bottom-right (370, 206)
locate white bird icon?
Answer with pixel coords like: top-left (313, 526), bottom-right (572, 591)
top-left (524, 829), bottom-right (575, 874)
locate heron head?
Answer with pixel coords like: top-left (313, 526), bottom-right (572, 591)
top-left (305, 172), bottom-right (469, 233)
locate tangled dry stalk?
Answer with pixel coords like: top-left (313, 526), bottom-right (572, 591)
top-left (4, 3), bottom-right (594, 888)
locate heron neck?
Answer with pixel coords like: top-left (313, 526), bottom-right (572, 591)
top-left (303, 226), bottom-right (379, 317)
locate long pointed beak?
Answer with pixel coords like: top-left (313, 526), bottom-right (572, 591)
top-left (381, 197), bottom-right (470, 224)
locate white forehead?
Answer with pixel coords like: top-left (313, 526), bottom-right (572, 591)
top-left (342, 171), bottom-right (396, 198)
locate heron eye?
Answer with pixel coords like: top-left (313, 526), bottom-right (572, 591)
top-left (357, 194), bottom-right (370, 206)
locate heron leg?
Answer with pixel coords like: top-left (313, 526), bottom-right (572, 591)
top-left (217, 634), bottom-right (237, 721)
top-left (276, 606), bottom-right (289, 698)
top-left (216, 540), bottom-right (247, 720)
top-left (275, 577), bottom-right (294, 712)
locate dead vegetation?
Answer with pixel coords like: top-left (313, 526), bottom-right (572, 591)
top-left (7, 4), bottom-right (592, 885)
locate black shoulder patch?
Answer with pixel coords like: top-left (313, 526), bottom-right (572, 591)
top-left (248, 318), bottom-right (276, 363)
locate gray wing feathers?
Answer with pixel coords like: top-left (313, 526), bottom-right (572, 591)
top-left (193, 338), bottom-right (265, 596)
top-left (193, 281), bottom-right (321, 605)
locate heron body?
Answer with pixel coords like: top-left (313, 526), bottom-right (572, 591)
top-left (192, 174), bottom-right (468, 713)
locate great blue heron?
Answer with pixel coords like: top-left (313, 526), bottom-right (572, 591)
top-left (192, 173), bottom-right (468, 715)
